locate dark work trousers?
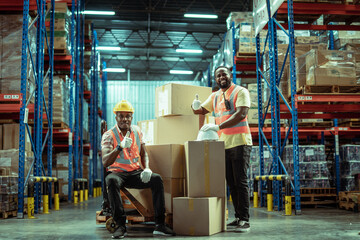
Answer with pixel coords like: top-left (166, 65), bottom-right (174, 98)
top-left (105, 169), bottom-right (165, 229)
top-left (225, 145), bottom-right (252, 222)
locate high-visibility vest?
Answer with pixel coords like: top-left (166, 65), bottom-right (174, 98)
top-left (107, 125), bottom-right (142, 172)
top-left (212, 83), bottom-right (250, 136)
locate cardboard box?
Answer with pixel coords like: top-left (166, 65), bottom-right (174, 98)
top-left (295, 36), bottom-right (320, 44)
top-left (306, 66), bottom-right (357, 85)
top-left (2, 124), bottom-right (32, 151)
top-left (0, 149), bottom-right (32, 176)
top-left (164, 178), bottom-right (185, 213)
top-left (155, 83), bottom-right (212, 117)
top-left (184, 141), bottom-right (226, 198)
top-left (47, 2), bottom-right (68, 13)
top-left (146, 144), bottom-right (185, 178)
top-left (173, 197), bottom-right (224, 236)
top-left (126, 188), bottom-right (154, 217)
top-left (138, 115), bottom-right (214, 145)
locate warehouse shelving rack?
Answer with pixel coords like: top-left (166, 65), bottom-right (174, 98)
top-left (17, 0), bottom-right (56, 218)
top-left (88, 27), bottom-right (101, 196)
top-left (254, 0), bottom-right (360, 214)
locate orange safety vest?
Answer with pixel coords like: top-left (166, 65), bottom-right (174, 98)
top-left (107, 125), bottom-right (142, 172)
top-left (212, 83), bottom-right (250, 136)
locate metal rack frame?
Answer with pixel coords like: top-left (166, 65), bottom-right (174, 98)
top-left (17, 0), bottom-right (55, 218)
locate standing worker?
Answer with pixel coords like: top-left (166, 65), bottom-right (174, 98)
top-left (101, 100), bottom-right (175, 239)
top-left (191, 66), bottom-right (252, 232)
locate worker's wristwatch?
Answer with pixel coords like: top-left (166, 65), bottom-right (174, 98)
top-left (116, 145), bottom-right (123, 152)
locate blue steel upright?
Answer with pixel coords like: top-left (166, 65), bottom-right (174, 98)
top-left (18, 0), bottom-right (31, 218)
top-left (33, 0), bottom-right (46, 213)
top-left (100, 61), bottom-right (107, 189)
top-left (73, 0), bottom-right (81, 182)
top-left (255, 35), bottom-right (266, 207)
top-left (67, 0), bottom-right (76, 202)
top-left (46, 0), bottom-right (55, 210)
top-left (287, 0), bottom-right (301, 214)
top-left (79, 0), bottom-right (85, 178)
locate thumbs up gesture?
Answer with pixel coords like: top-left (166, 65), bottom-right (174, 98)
top-left (191, 94), bottom-right (202, 110)
top-left (120, 131), bottom-right (132, 149)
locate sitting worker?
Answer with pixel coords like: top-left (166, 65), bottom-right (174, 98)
top-left (101, 100), bottom-right (175, 239)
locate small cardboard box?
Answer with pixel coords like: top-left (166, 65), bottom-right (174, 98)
top-left (146, 144), bottom-right (185, 178)
top-left (138, 115), bottom-right (214, 145)
top-left (184, 141), bottom-right (226, 198)
top-left (155, 83), bottom-right (211, 117)
top-left (173, 197), bottom-right (224, 236)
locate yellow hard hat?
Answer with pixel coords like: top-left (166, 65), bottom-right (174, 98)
top-left (113, 100), bottom-right (135, 114)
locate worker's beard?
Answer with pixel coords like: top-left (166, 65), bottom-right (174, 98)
top-left (217, 79), bottom-right (231, 89)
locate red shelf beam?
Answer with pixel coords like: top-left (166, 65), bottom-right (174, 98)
top-left (278, 3), bottom-right (360, 16)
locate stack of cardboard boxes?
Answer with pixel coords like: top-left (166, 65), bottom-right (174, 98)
top-left (0, 14), bottom-right (36, 97)
top-left (137, 83), bottom-right (226, 236)
top-left (45, 2), bottom-right (71, 54)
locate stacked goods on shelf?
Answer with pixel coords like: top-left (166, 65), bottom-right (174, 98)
top-left (344, 43), bottom-right (360, 84)
top-left (0, 176), bottom-right (18, 218)
top-left (83, 99), bottom-right (90, 141)
top-left (340, 145), bottom-right (360, 191)
top-left (45, 2), bottom-right (71, 55)
top-left (247, 83), bottom-right (272, 125)
top-left (173, 141), bottom-right (226, 236)
top-left (43, 76), bottom-right (70, 126)
top-left (227, 12), bottom-right (267, 55)
top-left (334, 30), bottom-right (360, 51)
top-left (54, 152), bottom-right (69, 199)
top-left (284, 145), bottom-right (330, 188)
top-left (0, 14), bottom-right (36, 96)
top-left (248, 146), bottom-right (271, 197)
top-left (138, 83), bottom-right (213, 145)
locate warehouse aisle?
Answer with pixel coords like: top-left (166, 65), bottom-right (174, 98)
top-left (0, 197), bottom-right (359, 240)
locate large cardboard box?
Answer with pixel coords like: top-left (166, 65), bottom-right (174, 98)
top-left (306, 66), bottom-right (357, 85)
top-left (0, 149), bottom-right (32, 176)
top-left (146, 144), bottom-right (185, 178)
top-left (164, 178), bottom-right (185, 213)
top-left (138, 115), bottom-right (215, 145)
top-left (2, 124), bottom-right (32, 151)
top-left (155, 83), bottom-right (211, 117)
top-left (173, 197), bottom-right (224, 236)
top-left (184, 141), bottom-right (226, 198)
top-left (126, 188), bottom-right (154, 217)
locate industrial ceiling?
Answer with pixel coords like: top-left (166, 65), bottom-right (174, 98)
top-left (84, 0), bottom-right (251, 81)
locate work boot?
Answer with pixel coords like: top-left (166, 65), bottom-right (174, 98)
top-left (227, 218), bottom-right (239, 227)
top-left (112, 226), bottom-right (127, 239)
top-left (235, 221), bottom-right (250, 232)
top-left (153, 224), bottom-right (175, 236)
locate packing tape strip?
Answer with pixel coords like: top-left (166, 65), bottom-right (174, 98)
top-left (204, 142), bottom-right (210, 196)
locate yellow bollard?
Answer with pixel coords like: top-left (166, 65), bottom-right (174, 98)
top-left (285, 181), bottom-right (292, 216)
top-left (27, 197), bottom-right (35, 219)
top-left (267, 180), bottom-right (273, 212)
top-left (253, 180), bottom-right (259, 208)
top-left (80, 189), bottom-right (84, 202)
top-left (85, 189), bottom-right (88, 201)
top-left (54, 193), bottom-right (60, 210)
top-left (42, 183), bottom-right (49, 214)
top-left (43, 195), bottom-right (49, 214)
top-left (254, 192), bottom-right (259, 208)
top-left (74, 190), bottom-right (78, 204)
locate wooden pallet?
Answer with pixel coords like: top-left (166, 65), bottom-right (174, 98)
top-left (300, 188), bottom-right (336, 195)
top-left (0, 210), bottom-right (17, 219)
top-left (298, 121), bottom-right (333, 128)
top-left (338, 120), bottom-right (360, 128)
top-left (43, 121), bottom-right (69, 129)
top-left (299, 85), bottom-right (360, 95)
top-left (338, 191), bottom-right (360, 212)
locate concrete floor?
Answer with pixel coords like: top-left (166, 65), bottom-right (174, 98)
top-left (0, 197), bottom-right (359, 240)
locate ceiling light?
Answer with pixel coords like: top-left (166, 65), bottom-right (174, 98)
top-left (103, 68), bottom-right (126, 73)
top-left (170, 70), bottom-right (193, 74)
top-left (97, 46), bottom-right (121, 51)
top-left (176, 49), bottom-right (203, 53)
top-left (84, 10), bottom-right (115, 15)
top-left (184, 14), bottom-right (218, 19)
